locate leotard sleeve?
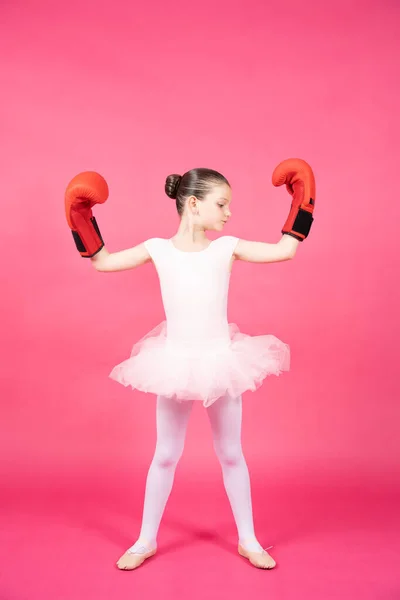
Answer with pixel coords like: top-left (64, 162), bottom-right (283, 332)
top-left (221, 235), bottom-right (240, 258)
top-left (210, 235), bottom-right (240, 272)
top-left (143, 238), bottom-right (167, 271)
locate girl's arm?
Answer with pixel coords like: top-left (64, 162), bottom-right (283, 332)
top-left (90, 243), bottom-right (152, 272)
top-left (234, 234), bottom-right (300, 263)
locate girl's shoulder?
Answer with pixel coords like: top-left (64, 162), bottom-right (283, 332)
top-left (143, 238), bottom-right (169, 263)
top-left (214, 235), bottom-right (240, 255)
top-left (143, 237), bottom-right (167, 249)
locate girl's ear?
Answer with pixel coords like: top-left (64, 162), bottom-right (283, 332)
top-left (187, 195), bottom-right (198, 212)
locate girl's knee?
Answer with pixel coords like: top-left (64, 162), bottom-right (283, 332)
top-left (153, 445), bottom-right (184, 469)
top-left (214, 443), bottom-right (244, 467)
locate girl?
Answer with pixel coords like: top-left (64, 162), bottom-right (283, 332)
top-left (66, 165), bottom-right (312, 570)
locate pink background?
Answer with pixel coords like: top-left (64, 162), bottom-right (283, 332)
top-left (1, 0), bottom-right (399, 598)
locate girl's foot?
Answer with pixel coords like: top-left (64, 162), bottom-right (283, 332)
top-left (116, 538), bottom-right (157, 571)
top-left (238, 538), bottom-right (276, 570)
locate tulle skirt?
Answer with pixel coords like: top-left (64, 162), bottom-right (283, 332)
top-left (109, 321), bottom-right (290, 408)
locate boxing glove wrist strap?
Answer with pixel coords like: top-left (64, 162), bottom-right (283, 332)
top-left (71, 213), bottom-right (105, 258)
top-left (282, 204), bottom-right (314, 242)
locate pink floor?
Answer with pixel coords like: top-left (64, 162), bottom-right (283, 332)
top-left (1, 0), bottom-right (399, 597)
top-left (2, 465), bottom-right (398, 599)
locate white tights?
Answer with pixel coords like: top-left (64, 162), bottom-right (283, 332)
top-left (128, 393), bottom-right (265, 554)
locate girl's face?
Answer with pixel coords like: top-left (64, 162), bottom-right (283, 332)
top-left (191, 183), bottom-right (232, 231)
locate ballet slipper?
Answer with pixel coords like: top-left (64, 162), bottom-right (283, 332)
top-left (116, 539), bottom-right (157, 571)
top-left (238, 544), bottom-right (276, 570)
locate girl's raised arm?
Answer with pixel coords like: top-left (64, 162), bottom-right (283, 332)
top-left (64, 171), bottom-right (152, 272)
top-left (234, 234), bottom-right (299, 264)
top-left (90, 243), bottom-right (152, 272)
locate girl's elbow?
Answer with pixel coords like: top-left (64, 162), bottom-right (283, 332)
top-left (90, 247), bottom-right (110, 271)
top-left (279, 253), bottom-right (293, 262)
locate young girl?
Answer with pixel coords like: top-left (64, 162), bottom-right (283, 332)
top-left (65, 162), bottom-right (315, 571)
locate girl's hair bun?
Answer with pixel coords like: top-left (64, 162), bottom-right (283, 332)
top-left (165, 174), bottom-right (182, 199)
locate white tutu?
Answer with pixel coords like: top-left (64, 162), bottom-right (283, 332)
top-left (109, 320), bottom-right (290, 408)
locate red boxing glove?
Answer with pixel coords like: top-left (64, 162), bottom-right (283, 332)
top-left (272, 158), bottom-right (315, 242)
top-left (65, 171), bottom-right (109, 258)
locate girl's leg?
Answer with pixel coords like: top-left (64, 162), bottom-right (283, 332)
top-left (122, 395), bottom-right (194, 555)
top-left (206, 393), bottom-right (265, 553)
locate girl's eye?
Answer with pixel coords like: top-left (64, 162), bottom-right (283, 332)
top-left (218, 204), bottom-right (224, 207)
